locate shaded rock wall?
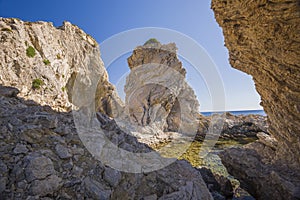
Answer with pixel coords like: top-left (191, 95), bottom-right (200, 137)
top-left (212, 0), bottom-right (300, 199)
top-left (0, 18), bottom-right (122, 115)
top-left (212, 0), bottom-right (300, 167)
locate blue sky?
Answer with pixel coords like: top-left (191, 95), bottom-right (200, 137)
top-left (0, 0), bottom-right (262, 111)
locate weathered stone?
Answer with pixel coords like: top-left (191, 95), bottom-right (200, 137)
top-left (143, 194), bottom-right (158, 200)
top-left (55, 144), bottom-right (71, 159)
top-left (62, 160), bottom-right (73, 170)
top-left (84, 177), bottom-right (112, 200)
top-left (13, 143), bottom-right (29, 154)
top-left (111, 160), bottom-right (212, 200)
top-left (256, 132), bottom-right (278, 149)
top-left (25, 155), bottom-right (55, 182)
top-left (219, 143), bottom-right (300, 200)
top-left (29, 174), bottom-right (62, 196)
top-left (17, 180), bottom-right (28, 190)
top-left (0, 160), bottom-right (8, 174)
top-left (11, 162), bottom-right (25, 182)
top-left (0, 176), bottom-right (7, 193)
top-left (103, 167), bottom-right (122, 187)
top-left (72, 165), bottom-right (83, 176)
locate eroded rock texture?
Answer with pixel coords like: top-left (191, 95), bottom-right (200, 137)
top-left (122, 41), bottom-right (201, 143)
top-left (212, 0), bottom-right (300, 199)
top-left (0, 18), bottom-right (122, 115)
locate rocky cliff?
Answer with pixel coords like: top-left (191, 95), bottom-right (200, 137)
top-left (212, 0), bottom-right (300, 199)
top-left (0, 17), bottom-right (122, 115)
top-left (0, 18), bottom-right (213, 199)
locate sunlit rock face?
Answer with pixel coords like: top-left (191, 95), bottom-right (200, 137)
top-left (122, 41), bottom-right (202, 143)
top-left (0, 17), bottom-right (123, 115)
top-left (212, 0), bottom-right (300, 199)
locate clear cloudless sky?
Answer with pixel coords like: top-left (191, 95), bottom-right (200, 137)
top-left (0, 0), bottom-right (263, 111)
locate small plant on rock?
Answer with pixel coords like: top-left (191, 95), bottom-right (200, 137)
top-left (144, 38), bottom-right (160, 45)
top-left (26, 46), bottom-right (36, 58)
top-left (1, 28), bottom-right (12, 32)
top-left (43, 59), bottom-right (51, 65)
top-left (32, 78), bottom-right (44, 89)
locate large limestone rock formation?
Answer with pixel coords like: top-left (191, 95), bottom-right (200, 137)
top-left (0, 17), bottom-right (122, 115)
top-left (212, 0), bottom-right (300, 199)
top-left (121, 41), bottom-right (201, 145)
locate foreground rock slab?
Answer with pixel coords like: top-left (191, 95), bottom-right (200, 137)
top-left (0, 85), bottom-right (212, 199)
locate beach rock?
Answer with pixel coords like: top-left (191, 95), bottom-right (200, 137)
top-left (212, 0), bottom-right (300, 198)
top-left (196, 112), bottom-right (268, 143)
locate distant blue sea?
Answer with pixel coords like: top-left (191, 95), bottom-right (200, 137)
top-left (201, 110), bottom-right (266, 116)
